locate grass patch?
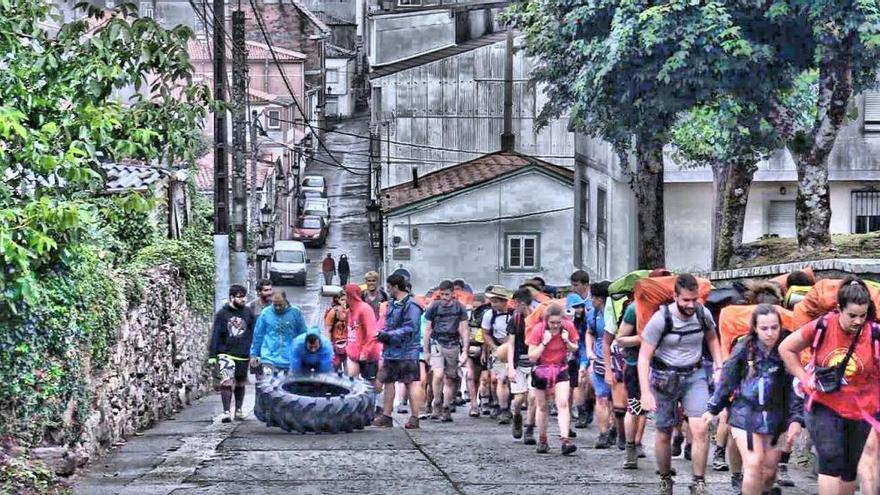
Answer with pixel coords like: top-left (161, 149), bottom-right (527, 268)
top-left (730, 232), bottom-right (880, 268)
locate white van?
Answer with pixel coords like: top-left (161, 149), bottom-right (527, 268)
top-left (302, 198), bottom-right (330, 219)
top-left (268, 240), bottom-right (309, 286)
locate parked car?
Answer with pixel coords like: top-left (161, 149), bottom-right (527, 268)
top-left (297, 189), bottom-right (323, 210)
top-left (268, 240), bottom-right (309, 286)
top-left (302, 198), bottom-right (330, 220)
top-left (291, 215), bottom-right (328, 247)
top-left (301, 175), bottom-right (327, 197)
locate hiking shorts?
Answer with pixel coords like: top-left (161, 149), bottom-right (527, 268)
top-left (807, 403), bottom-right (872, 482)
top-left (357, 360), bottom-right (379, 382)
top-left (650, 366), bottom-right (708, 432)
top-left (592, 371), bottom-right (611, 399)
top-left (429, 343), bottom-right (461, 379)
top-left (624, 362), bottom-right (644, 415)
top-left (378, 359), bottom-right (420, 385)
top-left (510, 365), bottom-right (532, 395)
top-left (491, 358), bottom-right (508, 380)
top-left (530, 365), bottom-right (570, 391)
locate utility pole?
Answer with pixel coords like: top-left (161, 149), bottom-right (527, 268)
top-left (230, 9), bottom-right (248, 286)
top-left (250, 109), bottom-right (259, 227)
top-left (500, 25), bottom-right (515, 152)
top-left (212, 0), bottom-right (230, 312)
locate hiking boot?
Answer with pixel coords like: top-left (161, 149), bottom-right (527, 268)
top-left (441, 407), bottom-right (453, 422)
top-left (480, 397), bottom-right (491, 416)
top-left (623, 442), bottom-right (639, 470)
top-left (549, 403), bottom-right (558, 417)
top-left (767, 487), bottom-right (782, 495)
top-left (449, 405), bottom-right (457, 413)
top-left (658, 474), bottom-right (674, 495)
top-left (418, 409), bottom-right (429, 420)
top-left (234, 410), bottom-right (245, 421)
top-left (371, 414), bottom-right (393, 428)
top-left (689, 478), bottom-right (708, 495)
top-left (656, 468), bottom-right (677, 476)
top-left (731, 472), bottom-right (743, 491)
top-left (616, 430), bottom-right (626, 451)
top-left (776, 463), bottom-right (795, 487)
top-left (397, 400), bottom-right (409, 414)
top-left (684, 442), bottom-right (692, 461)
top-left (561, 437), bottom-right (577, 456)
top-left (608, 426), bottom-right (617, 443)
top-left (221, 410), bottom-right (233, 423)
top-left (712, 446), bottom-right (729, 471)
top-left (637, 443), bottom-right (647, 458)
top-left (490, 404), bottom-right (500, 419)
top-left (498, 410), bottom-right (512, 425)
top-left (523, 425), bottom-right (536, 445)
top-left (425, 403), bottom-right (433, 415)
top-left (469, 408), bottom-right (480, 418)
top-left (595, 432), bottom-right (610, 449)
top-left (568, 428), bottom-right (577, 439)
top-left (512, 414), bottom-right (523, 439)
top-left (574, 413), bottom-right (589, 429)
top-left (404, 416), bottom-right (420, 429)
top-left (672, 435), bottom-right (684, 457)
top-left (536, 438), bottom-right (550, 454)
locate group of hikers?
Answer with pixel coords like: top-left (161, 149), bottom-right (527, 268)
top-left (208, 266), bottom-right (880, 495)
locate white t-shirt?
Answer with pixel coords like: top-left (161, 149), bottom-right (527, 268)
top-left (481, 308), bottom-right (511, 344)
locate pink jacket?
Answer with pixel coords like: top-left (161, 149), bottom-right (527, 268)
top-left (344, 284), bottom-right (380, 361)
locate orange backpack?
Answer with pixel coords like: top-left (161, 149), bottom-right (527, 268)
top-left (718, 305), bottom-right (794, 360)
top-left (792, 279), bottom-right (880, 329)
top-left (634, 276), bottom-right (712, 335)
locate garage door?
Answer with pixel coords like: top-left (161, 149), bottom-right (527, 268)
top-left (768, 200), bottom-right (796, 238)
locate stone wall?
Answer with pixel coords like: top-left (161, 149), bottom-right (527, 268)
top-left (32, 265), bottom-right (212, 476)
top-left (697, 258), bottom-right (880, 286)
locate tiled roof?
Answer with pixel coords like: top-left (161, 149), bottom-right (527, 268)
top-left (290, 0), bottom-right (331, 35)
top-left (380, 151), bottom-right (574, 212)
top-left (326, 43), bottom-right (356, 59)
top-left (370, 31), bottom-right (509, 79)
top-left (102, 161), bottom-right (167, 192)
top-left (195, 146), bottom-right (305, 192)
top-left (187, 39), bottom-right (306, 62)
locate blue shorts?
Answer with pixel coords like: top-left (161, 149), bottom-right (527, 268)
top-left (592, 371), bottom-right (611, 398)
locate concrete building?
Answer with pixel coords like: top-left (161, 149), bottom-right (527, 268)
top-left (380, 151), bottom-right (574, 294)
top-left (574, 90), bottom-right (880, 278)
top-left (370, 32), bottom-right (575, 189)
top-left (326, 44), bottom-right (357, 118)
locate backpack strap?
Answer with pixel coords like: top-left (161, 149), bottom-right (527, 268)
top-left (657, 304), bottom-right (707, 349)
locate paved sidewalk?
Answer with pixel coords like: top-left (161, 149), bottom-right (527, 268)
top-left (73, 390), bottom-right (816, 495)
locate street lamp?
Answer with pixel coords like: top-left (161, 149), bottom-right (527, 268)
top-left (260, 204), bottom-right (274, 227)
top-left (366, 200), bottom-right (381, 249)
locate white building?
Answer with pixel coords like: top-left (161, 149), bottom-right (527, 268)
top-left (574, 90), bottom-right (880, 278)
top-left (325, 44), bottom-right (357, 118)
top-left (381, 151), bottom-right (575, 294)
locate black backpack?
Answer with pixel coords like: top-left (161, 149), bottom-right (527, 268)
top-left (656, 302), bottom-right (713, 351)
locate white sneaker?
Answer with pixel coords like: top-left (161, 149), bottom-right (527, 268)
top-left (221, 410), bottom-right (232, 423)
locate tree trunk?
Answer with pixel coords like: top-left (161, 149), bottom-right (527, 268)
top-left (634, 137), bottom-right (666, 269)
top-left (711, 159), bottom-right (756, 270)
top-left (794, 39), bottom-right (853, 251)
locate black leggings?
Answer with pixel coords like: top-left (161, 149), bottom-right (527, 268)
top-left (807, 403), bottom-right (872, 482)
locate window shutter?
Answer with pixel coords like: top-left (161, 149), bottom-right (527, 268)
top-left (865, 91), bottom-right (880, 132)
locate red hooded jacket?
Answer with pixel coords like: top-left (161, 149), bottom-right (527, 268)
top-left (345, 284), bottom-right (380, 361)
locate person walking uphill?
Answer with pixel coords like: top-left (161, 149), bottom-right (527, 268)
top-left (638, 273), bottom-right (722, 495)
top-left (322, 253), bottom-right (336, 285)
top-left (703, 304), bottom-right (804, 495)
top-left (209, 284), bottom-right (255, 423)
top-left (344, 283), bottom-right (380, 381)
top-left (338, 254), bottom-right (351, 285)
top-left (779, 276), bottom-right (880, 495)
top-left (249, 291), bottom-right (308, 377)
top-left (527, 303), bottom-right (580, 455)
top-left (372, 274), bottom-right (424, 429)
top-left (423, 280), bottom-right (469, 422)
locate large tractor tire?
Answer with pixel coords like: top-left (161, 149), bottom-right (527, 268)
top-left (255, 372), bottom-right (376, 434)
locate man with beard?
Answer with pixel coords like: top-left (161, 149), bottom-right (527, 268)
top-left (638, 274), bottom-right (722, 495)
top-left (249, 291), bottom-right (308, 377)
top-left (209, 285), bottom-right (256, 423)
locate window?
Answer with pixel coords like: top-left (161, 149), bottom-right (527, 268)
top-left (865, 91), bottom-right (880, 133)
top-left (326, 69), bottom-right (339, 84)
top-left (398, 0), bottom-right (422, 5)
top-left (579, 179), bottom-right (590, 229)
top-left (506, 234), bottom-right (539, 271)
top-left (274, 250), bottom-right (304, 263)
top-left (266, 109), bottom-right (281, 130)
top-left (298, 217), bottom-right (323, 230)
top-left (853, 190), bottom-right (880, 233)
top-left (767, 200), bottom-right (797, 238)
top-left (597, 187), bottom-right (607, 238)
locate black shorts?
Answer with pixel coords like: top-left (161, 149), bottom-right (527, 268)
top-left (378, 359), bottom-right (420, 385)
top-left (568, 359), bottom-right (579, 387)
top-left (233, 359), bottom-right (249, 379)
top-left (807, 403), bottom-right (872, 482)
top-left (359, 360), bottom-right (379, 382)
top-left (624, 362), bottom-right (640, 401)
top-left (531, 367), bottom-right (570, 391)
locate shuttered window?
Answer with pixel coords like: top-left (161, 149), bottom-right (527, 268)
top-left (768, 200), bottom-right (797, 238)
top-left (853, 190), bottom-right (880, 233)
top-left (865, 91), bottom-right (880, 133)
top-left (506, 234), bottom-right (540, 271)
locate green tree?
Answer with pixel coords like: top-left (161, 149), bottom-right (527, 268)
top-left (505, 0), bottom-right (763, 268)
top-left (0, 1), bottom-right (210, 309)
top-left (671, 71), bottom-right (817, 268)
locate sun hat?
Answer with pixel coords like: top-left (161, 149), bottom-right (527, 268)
top-left (485, 285), bottom-right (511, 300)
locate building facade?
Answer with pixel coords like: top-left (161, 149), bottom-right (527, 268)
top-left (574, 90), bottom-right (880, 278)
top-left (381, 151), bottom-right (574, 294)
